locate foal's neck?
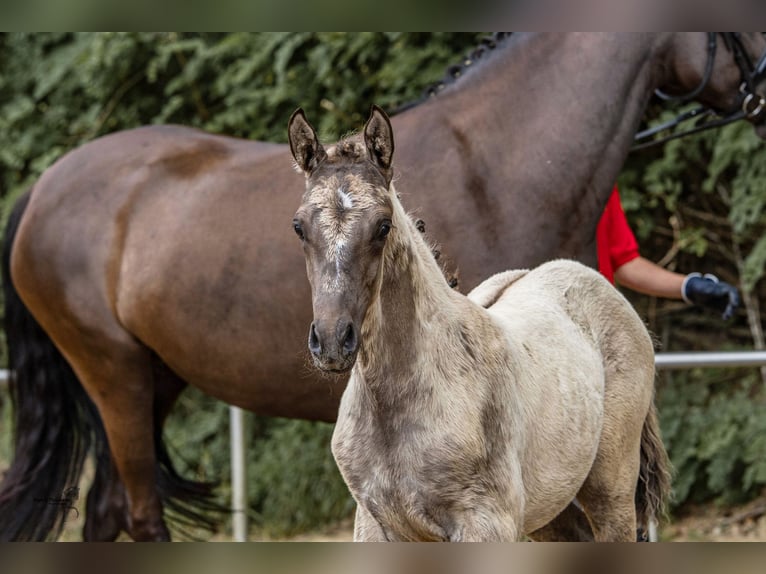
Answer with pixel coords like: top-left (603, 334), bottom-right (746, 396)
top-left (357, 191), bottom-right (477, 388)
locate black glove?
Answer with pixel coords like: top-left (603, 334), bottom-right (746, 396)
top-left (682, 273), bottom-right (740, 320)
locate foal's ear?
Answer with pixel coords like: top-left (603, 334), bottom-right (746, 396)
top-left (363, 105), bottom-right (395, 185)
top-left (288, 108), bottom-right (327, 175)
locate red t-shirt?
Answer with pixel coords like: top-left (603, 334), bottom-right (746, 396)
top-left (597, 187), bottom-right (640, 284)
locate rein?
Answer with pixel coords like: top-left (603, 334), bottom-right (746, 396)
top-left (632, 33), bottom-right (766, 153)
top-left (654, 33), bottom-right (718, 103)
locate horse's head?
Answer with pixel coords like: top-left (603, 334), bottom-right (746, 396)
top-left (289, 106), bottom-right (395, 373)
top-left (663, 33), bottom-right (766, 138)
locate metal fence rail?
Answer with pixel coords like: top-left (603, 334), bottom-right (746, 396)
top-left (3, 350), bottom-right (766, 542)
top-left (2, 351), bottom-right (765, 385)
top-left (654, 350), bottom-right (766, 370)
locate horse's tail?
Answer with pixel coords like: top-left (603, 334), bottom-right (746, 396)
top-left (635, 400), bottom-right (673, 531)
top-left (0, 189), bottom-right (105, 541)
top-left (150, 361), bottom-right (224, 539)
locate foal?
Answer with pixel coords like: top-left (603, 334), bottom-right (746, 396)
top-left (288, 106), bottom-right (670, 541)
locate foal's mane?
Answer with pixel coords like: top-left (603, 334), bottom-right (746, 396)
top-left (391, 33), bottom-right (512, 115)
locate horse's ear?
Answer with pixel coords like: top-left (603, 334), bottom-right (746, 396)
top-left (288, 108), bottom-right (327, 175)
top-left (363, 104), bottom-right (394, 185)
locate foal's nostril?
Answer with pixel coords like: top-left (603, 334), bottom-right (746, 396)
top-left (341, 323), bottom-right (357, 355)
top-left (308, 323), bottom-right (321, 356)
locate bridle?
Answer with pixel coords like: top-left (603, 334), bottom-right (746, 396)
top-left (632, 33), bottom-right (766, 152)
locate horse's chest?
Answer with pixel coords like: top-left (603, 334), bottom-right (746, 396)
top-left (336, 427), bottom-right (433, 499)
top-left (349, 457), bottom-right (453, 541)
top-left (333, 418), bottom-right (485, 541)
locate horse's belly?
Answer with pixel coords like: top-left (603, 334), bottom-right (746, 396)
top-left (518, 357), bottom-right (603, 532)
top-left (490, 311), bottom-right (605, 533)
top-left (519, 353), bottom-right (604, 530)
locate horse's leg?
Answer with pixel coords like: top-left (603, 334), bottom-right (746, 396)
top-left (449, 492), bottom-right (523, 541)
top-left (454, 513), bottom-right (520, 542)
top-left (576, 330), bottom-right (656, 542)
top-left (353, 504), bottom-right (388, 541)
top-left (83, 373), bottom-right (187, 541)
top-left (575, 475), bottom-right (638, 542)
top-left (574, 420), bottom-right (643, 542)
top-left (528, 502), bottom-right (595, 541)
top-left (92, 356), bottom-right (170, 541)
top-left (84, 454), bottom-right (126, 541)
top-left (66, 340), bottom-right (170, 541)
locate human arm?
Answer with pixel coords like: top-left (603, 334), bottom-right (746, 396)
top-left (614, 257), bottom-right (740, 320)
top-left (613, 257), bottom-right (685, 300)
top-left (601, 187), bottom-right (740, 319)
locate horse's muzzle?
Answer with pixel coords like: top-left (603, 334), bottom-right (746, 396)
top-left (308, 320), bottom-right (359, 373)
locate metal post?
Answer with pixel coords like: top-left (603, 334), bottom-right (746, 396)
top-left (229, 405), bottom-right (248, 542)
top-left (648, 518), bottom-right (658, 542)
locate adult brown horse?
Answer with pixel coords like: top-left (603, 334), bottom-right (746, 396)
top-left (1, 33), bottom-right (765, 541)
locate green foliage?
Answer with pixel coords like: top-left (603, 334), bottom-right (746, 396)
top-left (248, 419), bottom-right (354, 537)
top-left (0, 390), bottom-right (11, 471)
top-left (622, 103), bottom-right (766, 512)
top-left (742, 235), bottom-right (766, 293)
top-left (706, 122), bottom-right (766, 292)
top-left (621, 107), bottom-right (766, 290)
top-left (162, 387), bottom-right (353, 538)
top-left (657, 371), bottom-right (766, 507)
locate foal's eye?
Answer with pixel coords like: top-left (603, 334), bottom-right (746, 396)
top-left (293, 220), bottom-right (305, 240)
top-left (376, 220), bottom-right (392, 241)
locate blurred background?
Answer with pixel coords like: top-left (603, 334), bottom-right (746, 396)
top-left (0, 32), bottom-right (764, 541)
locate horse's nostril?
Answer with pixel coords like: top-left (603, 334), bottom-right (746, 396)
top-left (342, 323), bottom-right (357, 354)
top-left (308, 323), bottom-right (321, 355)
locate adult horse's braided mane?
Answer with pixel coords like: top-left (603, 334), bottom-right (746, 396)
top-left (391, 32), bottom-right (512, 115)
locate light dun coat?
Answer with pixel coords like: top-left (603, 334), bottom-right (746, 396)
top-left (289, 106), bottom-right (670, 542)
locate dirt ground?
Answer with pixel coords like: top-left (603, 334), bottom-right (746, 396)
top-left (274, 496), bottom-right (766, 543)
top-left (661, 496), bottom-right (766, 542)
top-left (48, 484), bottom-right (766, 542)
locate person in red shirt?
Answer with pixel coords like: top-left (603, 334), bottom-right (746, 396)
top-left (598, 186), bottom-right (740, 320)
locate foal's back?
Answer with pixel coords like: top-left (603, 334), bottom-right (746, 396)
top-left (481, 259), bottom-right (653, 376)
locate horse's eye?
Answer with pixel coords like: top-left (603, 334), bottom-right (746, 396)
top-left (293, 220), bottom-right (305, 240)
top-left (377, 220), bottom-right (392, 240)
